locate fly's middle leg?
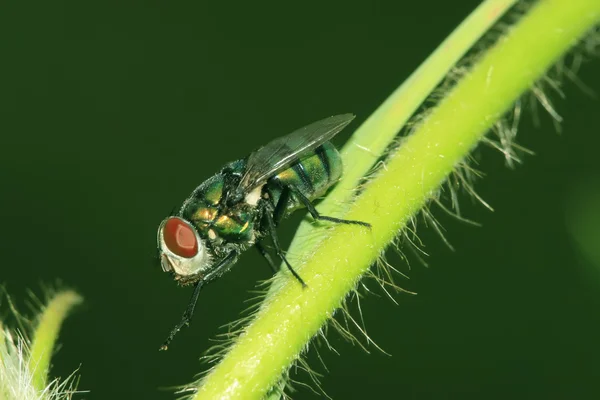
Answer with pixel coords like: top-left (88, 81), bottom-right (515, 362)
top-left (255, 241), bottom-right (279, 273)
top-left (286, 185), bottom-right (371, 228)
top-left (259, 198), bottom-right (307, 287)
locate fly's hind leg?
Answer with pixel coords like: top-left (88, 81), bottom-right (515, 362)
top-left (286, 185), bottom-right (371, 228)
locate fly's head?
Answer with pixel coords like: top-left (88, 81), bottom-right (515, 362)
top-left (157, 217), bottom-right (213, 285)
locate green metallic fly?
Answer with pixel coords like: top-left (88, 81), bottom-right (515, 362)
top-left (157, 114), bottom-right (370, 349)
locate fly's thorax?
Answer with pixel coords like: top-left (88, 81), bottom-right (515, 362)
top-left (187, 174), bottom-right (226, 208)
top-left (201, 177), bottom-right (224, 206)
top-left (214, 206), bottom-right (256, 241)
top-left (181, 158), bottom-right (246, 211)
top-left (180, 165), bottom-right (259, 246)
top-left (268, 142), bottom-right (343, 210)
top-left (185, 204), bottom-right (257, 244)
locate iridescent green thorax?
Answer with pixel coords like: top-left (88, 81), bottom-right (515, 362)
top-left (202, 177), bottom-right (224, 206)
top-left (181, 160), bottom-right (254, 245)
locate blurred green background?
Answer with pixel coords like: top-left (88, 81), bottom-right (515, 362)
top-left (1, 1), bottom-right (600, 399)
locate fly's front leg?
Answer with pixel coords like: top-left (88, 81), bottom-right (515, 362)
top-left (159, 250), bottom-right (238, 350)
top-left (259, 199), bottom-right (307, 287)
top-left (159, 280), bottom-right (204, 351)
top-left (287, 185), bottom-right (371, 228)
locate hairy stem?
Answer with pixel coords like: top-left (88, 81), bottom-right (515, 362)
top-left (28, 290), bottom-right (82, 392)
top-left (193, 1), bottom-right (600, 399)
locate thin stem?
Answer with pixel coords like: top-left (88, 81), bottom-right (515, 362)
top-left (28, 290), bottom-right (82, 392)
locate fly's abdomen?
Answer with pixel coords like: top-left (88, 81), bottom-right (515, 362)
top-left (269, 142), bottom-right (342, 210)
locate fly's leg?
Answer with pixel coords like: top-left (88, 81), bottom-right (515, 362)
top-left (159, 280), bottom-right (203, 351)
top-left (255, 241), bottom-right (279, 273)
top-left (159, 251), bottom-right (238, 351)
top-left (256, 189), bottom-right (289, 275)
top-left (287, 185), bottom-right (371, 228)
top-left (260, 200), bottom-right (307, 287)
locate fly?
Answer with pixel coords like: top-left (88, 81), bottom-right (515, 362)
top-left (157, 114), bottom-right (370, 350)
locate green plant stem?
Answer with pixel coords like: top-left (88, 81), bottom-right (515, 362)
top-left (28, 290), bottom-right (82, 392)
top-left (193, 1), bottom-right (600, 399)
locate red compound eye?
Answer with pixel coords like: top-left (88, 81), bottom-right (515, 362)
top-left (162, 218), bottom-right (198, 258)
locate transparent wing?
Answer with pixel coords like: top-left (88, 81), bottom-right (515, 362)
top-left (238, 114), bottom-right (355, 192)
